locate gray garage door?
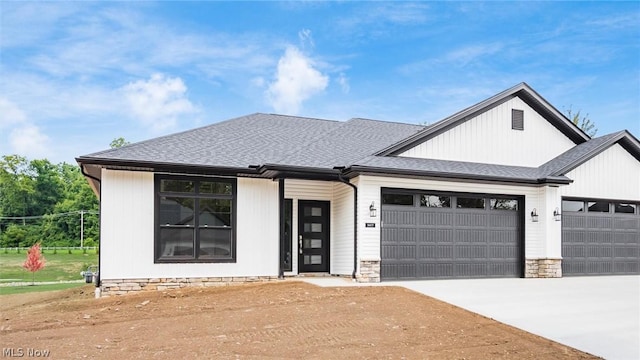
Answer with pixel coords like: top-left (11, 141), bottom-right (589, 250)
top-left (562, 199), bottom-right (640, 276)
top-left (381, 190), bottom-right (522, 280)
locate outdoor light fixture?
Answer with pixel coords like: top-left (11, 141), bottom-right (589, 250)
top-left (369, 202), bottom-right (377, 217)
top-left (553, 207), bottom-right (562, 221)
top-left (530, 208), bottom-right (539, 222)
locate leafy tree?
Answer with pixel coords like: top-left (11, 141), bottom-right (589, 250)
top-left (565, 107), bottom-right (597, 137)
top-left (23, 242), bottom-right (46, 285)
top-left (0, 155), bottom-right (35, 218)
top-left (110, 137), bottom-right (130, 149)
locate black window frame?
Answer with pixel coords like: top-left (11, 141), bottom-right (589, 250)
top-left (154, 174), bottom-right (237, 263)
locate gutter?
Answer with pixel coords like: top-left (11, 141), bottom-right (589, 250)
top-left (335, 168), bottom-right (358, 280)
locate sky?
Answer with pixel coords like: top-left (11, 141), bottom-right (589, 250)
top-left (1, 1), bottom-right (639, 164)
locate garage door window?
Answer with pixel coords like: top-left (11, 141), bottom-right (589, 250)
top-left (490, 199), bottom-right (518, 211)
top-left (420, 195), bottom-right (450, 208)
top-left (382, 194), bottom-right (414, 206)
top-left (562, 200), bottom-right (584, 212)
top-left (587, 201), bottom-right (610, 212)
top-left (456, 197), bottom-right (485, 209)
top-left (614, 203), bottom-right (637, 214)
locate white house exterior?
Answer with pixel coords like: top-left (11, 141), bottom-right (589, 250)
top-left (77, 83), bottom-right (640, 295)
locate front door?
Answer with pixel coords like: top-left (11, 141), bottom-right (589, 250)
top-left (298, 200), bottom-right (329, 272)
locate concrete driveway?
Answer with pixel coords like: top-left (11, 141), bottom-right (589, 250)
top-left (386, 276), bottom-right (640, 360)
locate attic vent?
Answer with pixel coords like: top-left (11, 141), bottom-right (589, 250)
top-left (512, 109), bottom-right (524, 130)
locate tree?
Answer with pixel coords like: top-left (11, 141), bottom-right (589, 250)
top-left (565, 107), bottom-right (597, 137)
top-left (110, 137), bottom-right (130, 149)
top-left (23, 242), bottom-right (46, 285)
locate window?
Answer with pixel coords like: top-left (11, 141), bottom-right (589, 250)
top-left (456, 197), bottom-right (485, 209)
top-left (614, 203), bottom-right (637, 214)
top-left (562, 200), bottom-right (584, 212)
top-left (512, 109), bottom-right (524, 130)
top-left (587, 201), bottom-right (609, 213)
top-left (156, 175), bottom-right (236, 262)
top-left (382, 193), bottom-right (414, 206)
top-left (491, 199), bottom-right (518, 211)
top-left (420, 195), bottom-right (450, 208)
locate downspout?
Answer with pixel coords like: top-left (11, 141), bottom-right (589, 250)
top-left (337, 171), bottom-right (358, 280)
top-left (80, 164), bottom-right (102, 290)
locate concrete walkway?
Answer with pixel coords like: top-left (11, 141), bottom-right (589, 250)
top-left (301, 276), bottom-right (640, 360)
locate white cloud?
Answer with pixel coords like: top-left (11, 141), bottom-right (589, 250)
top-left (298, 28), bottom-right (315, 49)
top-left (9, 124), bottom-right (50, 159)
top-left (266, 47), bottom-right (329, 114)
top-left (0, 98), bottom-right (27, 128)
top-left (122, 74), bottom-right (197, 131)
top-left (337, 73), bottom-right (350, 94)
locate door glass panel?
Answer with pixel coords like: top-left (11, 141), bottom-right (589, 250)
top-left (304, 255), bottom-right (323, 265)
top-left (304, 238), bottom-right (322, 249)
top-left (303, 223), bottom-right (322, 232)
top-left (304, 206), bottom-right (323, 216)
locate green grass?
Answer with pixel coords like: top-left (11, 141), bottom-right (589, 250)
top-left (0, 282), bottom-right (87, 296)
top-left (0, 249), bottom-right (98, 283)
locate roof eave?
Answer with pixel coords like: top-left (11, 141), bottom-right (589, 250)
top-left (345, 165), bottom-right (572, 185)
top-left (76, 157), bottom-right (260, 177)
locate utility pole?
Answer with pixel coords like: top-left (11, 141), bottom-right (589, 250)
top-left (80, 210), bottom-right (84, 248)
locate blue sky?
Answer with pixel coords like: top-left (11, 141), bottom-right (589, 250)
top-left (1, 1), bottom-right (639, 164)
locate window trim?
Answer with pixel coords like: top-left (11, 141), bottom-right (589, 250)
top-left (512, 109), bottom-right (524, 130)
top-left (154, 174), bottom-right (237, 263)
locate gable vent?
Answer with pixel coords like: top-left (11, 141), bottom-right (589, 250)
top-left (512, 109), bottom-right (524, 130)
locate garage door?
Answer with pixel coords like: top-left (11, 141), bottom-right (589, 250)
top-left (562, 199), bottom-right (640, 276)
top-left (381, 190), bottom-right (523, 280)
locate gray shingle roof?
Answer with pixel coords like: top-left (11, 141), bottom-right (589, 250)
top-left (80, 113), bottom-right (344, 168)
top-left (78, 112), bottom-right (639, 185)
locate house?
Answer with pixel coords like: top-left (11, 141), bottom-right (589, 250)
top-left (77, 83), bottom-right (640, 296)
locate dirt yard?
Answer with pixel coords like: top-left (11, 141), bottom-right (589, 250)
top-left (1, 281), bottom-right (598, 359)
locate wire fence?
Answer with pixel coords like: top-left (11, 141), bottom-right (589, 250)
top-left (1, 246), bottom-right (98, 253)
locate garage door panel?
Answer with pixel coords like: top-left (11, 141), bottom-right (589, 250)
top-left (418, 212), bottom-right (453, 226)
top-left (381, 191), bottom-right (521, 280)
top-left (562, 198), bottom-right (640, 276)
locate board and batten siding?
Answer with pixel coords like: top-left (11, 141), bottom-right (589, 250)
top-left (100, 170), bottom-right (280, 280)
top-left (331, 182), bottom-right (355, 275)
top-left (283, 179), bottom-right (354, 275)
top-left (399, 96), bottom-right (577, 167)
top-left (356, 175), bottom-right (551, 263)
top-left (560, 144), bottom-right (640, 201)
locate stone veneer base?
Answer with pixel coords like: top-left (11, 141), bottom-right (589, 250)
top-left (100, 276), bottom-right (280, 297)
top-left (525, 258), bottom-right (562, 278)
top-left (357, 259), bottom-right (381, 283)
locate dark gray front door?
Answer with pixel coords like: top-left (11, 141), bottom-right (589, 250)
top-left (298, 200), bottom-right (329, 273)
top-left (381, 190), bottom-right (522, 280)
top-left (562, 199), bottom-right (640, 276)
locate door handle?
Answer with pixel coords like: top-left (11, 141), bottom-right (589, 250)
top-left (299, 235), bottom-right (303, 254)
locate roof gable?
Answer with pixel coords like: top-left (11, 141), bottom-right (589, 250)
top-left (539, 130), bottom-right (640, 177)
top-left (376, 82), bottom-right (590, 157)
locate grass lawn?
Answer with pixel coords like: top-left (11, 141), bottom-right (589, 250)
top-left (0, 282), bottom-right (87, 295)
top-left (0, 249), bottom-right (98, 284)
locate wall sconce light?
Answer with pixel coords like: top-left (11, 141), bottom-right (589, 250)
top-left (530, 208), bottom-right (539, 222)
top-left (553, 207), bottom-right (562, 221)
top-left (369, 201), bottom-right (377, 217)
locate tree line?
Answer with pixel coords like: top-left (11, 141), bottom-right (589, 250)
top-left (0, 155), bottom-right (99, 248)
